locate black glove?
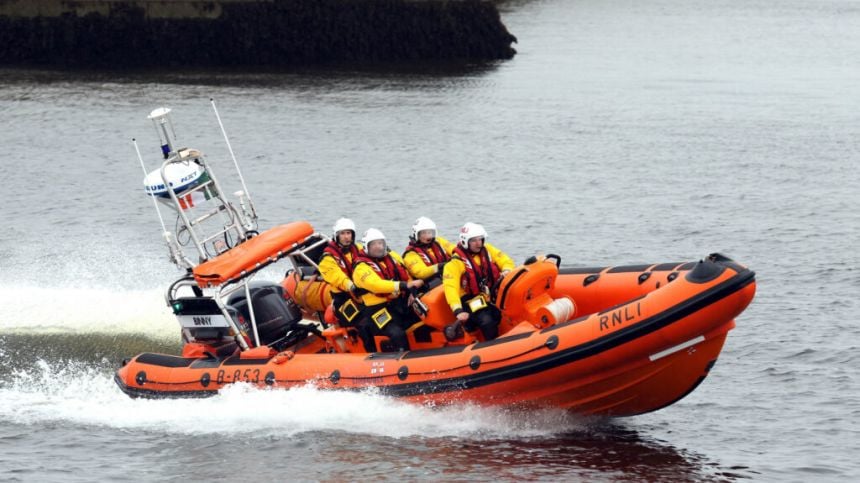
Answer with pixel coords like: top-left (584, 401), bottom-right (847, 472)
top-left (444, 321), bottom-right (464, 341)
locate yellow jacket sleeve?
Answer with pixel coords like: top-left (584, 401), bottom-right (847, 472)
top-left (436, 236), bottom-right (456, 255)
top-left (442, 258), bottom-right (466, 311)
top-left (353, 263), bottom-right (400, 295)
top-left (486, 242), bottom-right (515, 271)
top-left (404, 251), bottom-right (438, 280)
top-left (319, 254), bottom-right (353, 293)
top-left (353, 251), bottom-right (409, 300)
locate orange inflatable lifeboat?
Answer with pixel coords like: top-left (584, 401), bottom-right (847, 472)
top-left (114, 224), bottom-right (755, 416)
top-left (119, 107), bottom-right (755, 416)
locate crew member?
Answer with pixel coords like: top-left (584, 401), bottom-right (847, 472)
top-left (402, 216), bottom-right (455, 287)
top-left (353, 228), bottom-right (424, 352)
top-left (319, 218), bottom-right (363, 326)
top-left (442, 222), bottom-right (515, 341)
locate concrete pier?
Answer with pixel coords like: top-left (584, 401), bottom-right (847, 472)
top-left (0, 0), bottom-right (516, 67)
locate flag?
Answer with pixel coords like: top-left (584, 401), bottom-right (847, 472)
top-left (178, 184), bottom-right (218, 210)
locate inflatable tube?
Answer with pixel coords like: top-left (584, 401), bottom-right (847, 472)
top-left (116, 256), bottom-right (756, 416)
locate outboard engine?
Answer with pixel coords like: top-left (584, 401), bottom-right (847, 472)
top-left (173, 296), bottom-right (243, 357)
top-left (227, 282), bottom-right (304, 348)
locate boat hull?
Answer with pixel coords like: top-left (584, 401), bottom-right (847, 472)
top-left (115, 258), bottom-right (755, 417)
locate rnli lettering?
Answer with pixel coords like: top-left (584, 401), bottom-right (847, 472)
top-left (599, 302), bottom-right (641, 331)
top-left (193, 316), bottom-right (212, 326)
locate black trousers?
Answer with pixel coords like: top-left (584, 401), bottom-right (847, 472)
top-left (357, 299), bottom-right (416, 352)
top-left (331, 291), bottom-right (362, 327)
top-left (461, 295), bottom-right (501, 341)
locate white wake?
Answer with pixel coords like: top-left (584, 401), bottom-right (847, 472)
top-left (0, 359), bottom-right (591, 440)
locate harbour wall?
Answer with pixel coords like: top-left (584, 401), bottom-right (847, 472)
top-left (0, 0), bottom-right (517, 67)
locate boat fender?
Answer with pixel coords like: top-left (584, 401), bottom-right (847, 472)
top-left (135, 371), bottom-right (147, 385)
top-left (469, 355), bottom-right (481, 371)
top-left (200, 373), bottom-right (211, 388)
top-left (272, 351), bottom-right (295, 364)
top-left (330, 370), bottom-right (341, 384)
top-left (398, 366), bottom-right (409, 381)
top-left (638, 272), bottom-right (651, 284)
top-left (667, 272), bottom-right (679, 282)
top-left (545, 335), bottom-right (559, 350)
top-left (265, 372), bottom-right (276, 385)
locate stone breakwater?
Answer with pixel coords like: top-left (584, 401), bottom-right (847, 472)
top-left (0, 0), bottom-right (517, 67)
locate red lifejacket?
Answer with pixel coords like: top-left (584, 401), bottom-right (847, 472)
top-left (322, 241), bottom-right (360, 278)
top-left (453, 245), bottom-right (501, 296)
top-left (353, 251), bottom-right (410, 287)
top-left (403, 240), bottom-right (450, 266)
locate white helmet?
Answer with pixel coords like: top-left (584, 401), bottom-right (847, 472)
top-left (459, 222), bottom-right (487, 248)
top-left (332, 218), bottom-right (356, 238)
top-left (361, 228), bottom-right (387, 255)
top-left (411, 216), bottom-right (437, 241)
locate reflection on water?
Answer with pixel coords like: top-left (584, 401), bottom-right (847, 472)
top-left (0, 60), bottom-right (503, 90)
top-left (312, 423), bottom-right (753, 481)
top-left (1, 420), bottom-right (744, 481)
